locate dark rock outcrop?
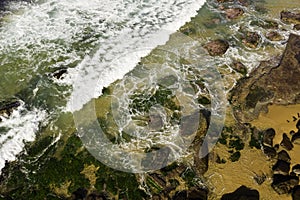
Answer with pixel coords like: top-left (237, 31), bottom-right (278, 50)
top-left (272, 174), bottom-right (299, 194)
top-left (296, 120), bottom-right (300, 130)
top-left (0, 100), bottom-right (21, 117)
top-left (72, 188), bottom-right (88, 200)
top-left (263, 128), bottom-right (276, 147)
top-left (172, 187), bottom-right (208, 200)
top-left (292, 131), bottom-right (300, 143)
top-left (278, 150), bottom-right (291, 163)
top-left (273, 160), bottom-right (291, 175)
top-left (221, 185), bottom-right (259, 200)
top-left (292, 185), bottom-right (300, 200)
top-left (203, 39), bottom-right (229, 56)
top-left (231, 34), bottom-right (300, 122)
top-left (292, 164), bottom-right (300, 176)
top-left (280, 133), bottom-right (294, 151)
top-left (262, 145), bottom-right (277, 158)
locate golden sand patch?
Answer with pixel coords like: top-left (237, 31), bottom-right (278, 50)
top-left (81, 164), bottom-right (100, 187)
top-left (205, 104), bottom-right (300, 200)
top-left (205, 144), bottom-right (292, 200)
top-left (50, 180), bottom-right (72, 198)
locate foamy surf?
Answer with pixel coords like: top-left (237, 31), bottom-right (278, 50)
top-left (0, 102), bottom-right (47, 170)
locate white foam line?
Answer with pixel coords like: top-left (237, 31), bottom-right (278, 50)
top-left (65, 0), bottom-right (207, 111)
top-left (0, 104), bottom-right (47, 171)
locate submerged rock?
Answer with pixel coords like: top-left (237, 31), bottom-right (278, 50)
top-left (266, 31), bottom-right (284, 41)
top-left (280, 133), bottom-right (294, 151)
top-left (250, 20), bottom-right (279, 29)
top-left (172, 187), bottom-right (208, 200)
top-left (294, 24), bottom-right (300, 30)
top-left (231, 61), bottom-right (247, 75)
top-left (86, 192), bottom-right (109, 200)
top-left (0, 100), bottom-right (21, 117)
top-left (203, 39), bottom-right (229, 56)
top-left (72, 188), bottom-right (88, 200)
top-left (225, 8), bottom-right (244, 20)
top-left (272, 174), bottom-right (299, 194)
top-left (281, 11), bottom-right (300, 24)
top-left (221, 185), bottom-right (259, 200)
top-left (242, 31), bottom-right (261, 48)
top-left (253, 172), bottom-right (267, 185)
top-left (52, 68), bottom-right (67, 79)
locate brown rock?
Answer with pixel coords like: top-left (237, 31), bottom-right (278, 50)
top-left (266, 31), bottom-right (284, 41)
top-left (231, 61), bottom-right (247, 75)
top-left (225, 8), bottom-right (244, 20)
top-left (231, 34), bottom-right (300, 122)
top-left (242, 31), bottom-right (261, 48)
top-left (281, 11), bottom-right (300, 24)
top-left (203, 39), bottom-right (229, 56)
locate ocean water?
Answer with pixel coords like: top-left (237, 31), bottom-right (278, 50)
top-left (0, 0), bottom-right (207, 172)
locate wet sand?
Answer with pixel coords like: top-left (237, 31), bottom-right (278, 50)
top-left (205, 104), bottom-right (300, 200)
top-left (252, 104), bottom-right (300, 173)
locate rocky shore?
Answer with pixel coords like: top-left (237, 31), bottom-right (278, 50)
top-left (0, 0), bottom-right (300, 199)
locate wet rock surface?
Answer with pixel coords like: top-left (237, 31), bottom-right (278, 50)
top-left (221, 185), bottom-right (259, 200)
top-left (272, 174), bottom-right (299, 194)
top-left (242, 31), bottom-right (261, 48)
top-left (262, 145), bottom-right (277, 158)
top-left (281, 11), bottom-right (300, 24)
top-left (280, 133), bottom-right (294, 151)
top-left (0, 100), bottom-right (21, 118)
top-left (225, 8), bottom-right (244, 19)
top-left (292, 185), bottom-right (300, 200)
top-left (203, 39), bottom-right (229, 56)
top-left (172, 187), bottom-right (208, 200)
top-left (266, 31), bottom-right (284, 41)
top-left (263, 128), bottom-right (275, 147)
top-left (292, 164), bottom-right (300, 176)
top-left (231, 34), bottom-right (300, 122)
top-left (278, 150), bottom-right (291, 163)
top-left (273, 160), bottom-right (290, 175)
